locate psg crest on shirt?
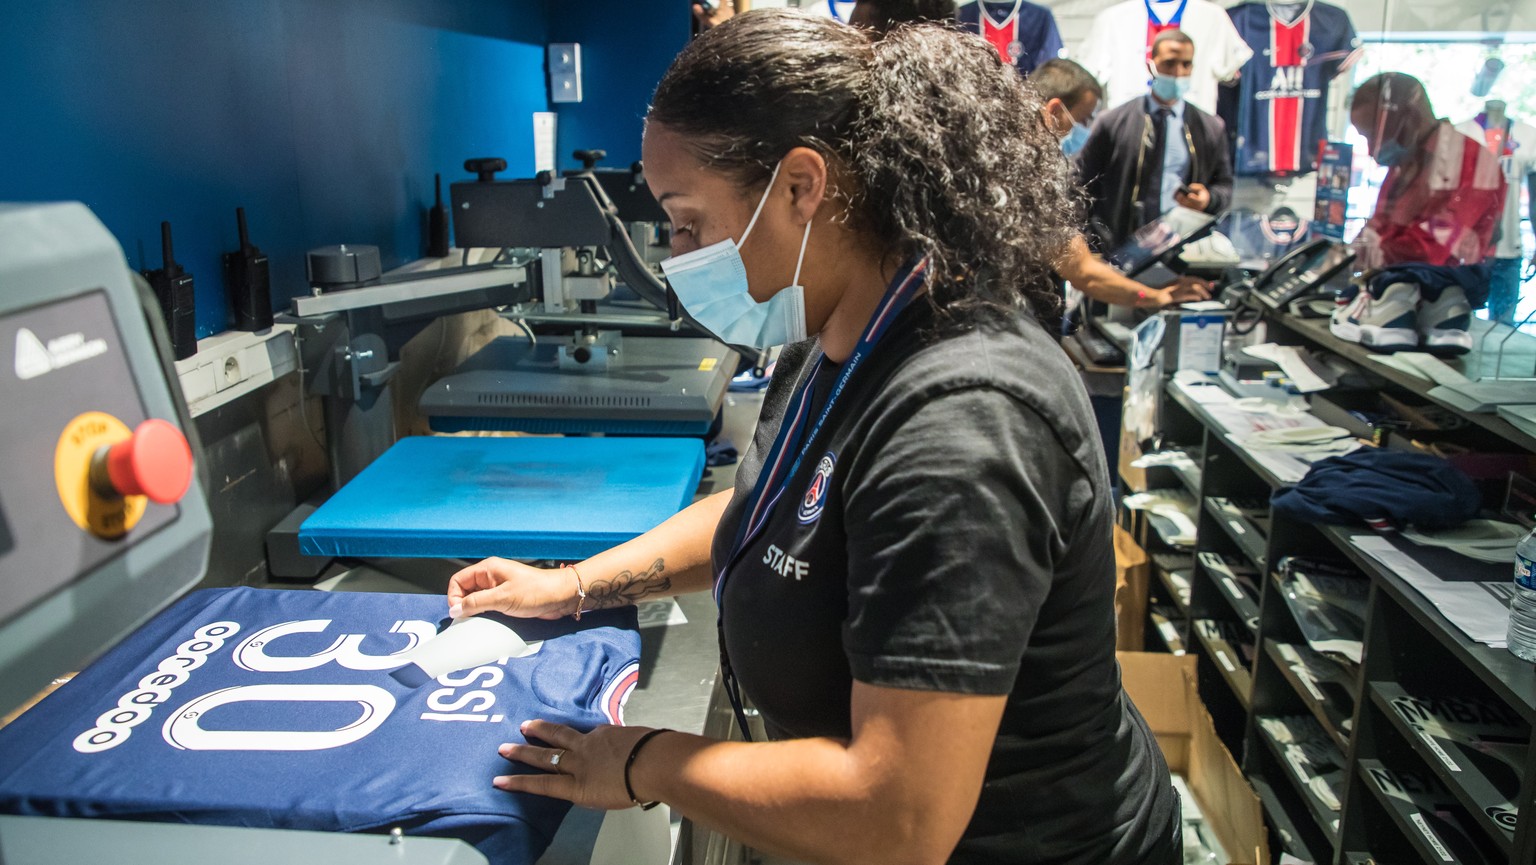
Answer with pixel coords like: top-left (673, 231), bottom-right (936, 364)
top-left (798, 452), bottom-right (836, 524)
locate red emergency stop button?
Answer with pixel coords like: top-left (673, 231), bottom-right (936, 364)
top-left (102, 419), bottom-right (194, 504)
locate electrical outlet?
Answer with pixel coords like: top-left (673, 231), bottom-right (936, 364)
top-left (548, 43), bottom-right (582, 104)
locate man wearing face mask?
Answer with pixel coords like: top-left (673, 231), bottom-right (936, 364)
top-left (1349, 73), bottom-right (1505, 272)
top-left (1032, 58), bottom-right (1211, 309)
top-left (1076, 29), bottom-right (1233, 249)
top-left (1329, 73), bottom-right (1505, 353)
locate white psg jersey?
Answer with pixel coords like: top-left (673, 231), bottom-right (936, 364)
top-left (0, 588), bottom-right (640, 864)
top-left (1076, 0), bottom-right (1253, 114)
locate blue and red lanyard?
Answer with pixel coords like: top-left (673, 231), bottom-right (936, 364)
top-left (714, 256), bottom-right (929, 739)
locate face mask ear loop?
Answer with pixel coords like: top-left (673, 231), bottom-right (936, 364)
top-left (791, 218), bottom-right (812, 288)
top-left (739, 161), bottom-right (784, 248)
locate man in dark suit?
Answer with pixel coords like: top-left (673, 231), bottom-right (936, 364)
top-left (1076, 29), bottom-right (1234, 248)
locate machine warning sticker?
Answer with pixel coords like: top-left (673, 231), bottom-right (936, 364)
top-left (698, 357), bottom-right (718, 372)
top-left (14, 326), bottom-right (108, 381)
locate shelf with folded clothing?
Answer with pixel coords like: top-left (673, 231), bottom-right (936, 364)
top-left (1260, 638), bottom-right (1356, 754)
top-left (1269, 312), bottom-right (1536, 456)
top-left (1368, 681), bottom-right (1524, 858)
top-left (1319, 523), bottom-right (1536, 725)
top-left (1254, 713), bottom-right (1347, 850)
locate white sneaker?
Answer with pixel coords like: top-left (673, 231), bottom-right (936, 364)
top-left (1331, 282), bottom-right (1420, 352)
top-left (1418, 285), bottom-right (1474, 356)
top-left (1329, 291), bottom-right (1367, 343)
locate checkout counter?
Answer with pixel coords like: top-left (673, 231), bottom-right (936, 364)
top-left (0, 187), bottom-right (747, 864)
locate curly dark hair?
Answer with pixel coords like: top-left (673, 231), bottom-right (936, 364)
top-left (648, 9), bottom-right (1078, 325)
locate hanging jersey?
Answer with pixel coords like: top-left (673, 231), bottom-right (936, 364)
top-left (1215, 208), bottom-right (1316, 264)
top-left (800, 0), bottom-right (858, 22)
top-left (1223, 1), bottom-right (1361, 176)
top-left (956, 1), bottom-right (1064, 76)
top-left (0, 587), bottom-right (640, 865)
top-left (1077, 0), bottom-right (1252, 114)
top-left (1456, 116), bottom-right (1536, 259)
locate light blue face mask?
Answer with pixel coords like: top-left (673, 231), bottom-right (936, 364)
top-left (1150, 72), bottom-right (1191, 103)
top-left (1060, 121), bottom-right (1091, 156)
top-left (660, 162), bottom-right (812, 350)
top-left (1373, 140), bottom-right (1411, 167)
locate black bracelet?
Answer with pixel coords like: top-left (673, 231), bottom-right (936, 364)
top-left (624, 727), bottom-right (673, 810)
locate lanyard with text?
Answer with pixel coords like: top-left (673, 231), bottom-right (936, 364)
top-left (1145, 0), bottom-right (1189, 55)
top-left (714, 256), bottom-right (929, 740)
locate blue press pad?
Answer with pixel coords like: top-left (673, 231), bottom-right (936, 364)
top-left (299, 436), bottom-right (705, 560)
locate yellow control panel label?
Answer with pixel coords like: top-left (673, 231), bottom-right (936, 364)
top-left (698, 357), bottom-right (718, 372)
top-left (54, 411), bottom-right (145, 539)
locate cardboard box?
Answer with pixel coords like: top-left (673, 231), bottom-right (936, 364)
top-left (1114, 525), bottom-right (1150, 651)
top-left (1118, 651), bottom-right (1270, 865)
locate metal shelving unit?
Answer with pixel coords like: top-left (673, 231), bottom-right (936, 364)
top-left (1121, 310), bottom-right (1536, 864)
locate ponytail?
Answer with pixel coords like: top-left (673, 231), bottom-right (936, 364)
top-left (649, 10), bottom-right (1079, 325)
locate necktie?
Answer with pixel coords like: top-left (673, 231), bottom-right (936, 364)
top-left (1140, 107), bottom-right (1173, 227)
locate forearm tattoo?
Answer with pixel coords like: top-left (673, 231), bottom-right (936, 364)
top-left (587, 558), bottom-right (671, 609)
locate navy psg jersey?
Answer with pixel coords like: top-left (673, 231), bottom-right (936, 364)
top-left (0, 587), bottom-right (639, 864)
top-left (957, 1), bottom-right (1064, 77)
top-left (1223, 1), bottom-right (1360, 176)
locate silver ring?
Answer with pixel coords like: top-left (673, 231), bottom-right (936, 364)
top-left (549, 750), bottom-right (563, 767)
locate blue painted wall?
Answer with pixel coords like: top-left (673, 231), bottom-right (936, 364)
top-left (0, 0), bottom-right (551, 338)
top-left (547, 2), bottom-right (692, 172)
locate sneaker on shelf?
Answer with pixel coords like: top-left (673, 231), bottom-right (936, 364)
top-left (1418, 285), bottom-right (1474, 356)
top-left (1329, 281), bottom-right (1420, 352)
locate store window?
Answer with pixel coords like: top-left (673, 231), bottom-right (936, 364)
top-left (1336, 12), bottom-right (1535, 328)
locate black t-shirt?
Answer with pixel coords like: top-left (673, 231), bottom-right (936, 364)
top-left (711, 300), bottom-right (1175, 865)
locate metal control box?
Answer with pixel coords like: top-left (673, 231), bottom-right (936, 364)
top-left (0, 203), bottom-right (212, 719)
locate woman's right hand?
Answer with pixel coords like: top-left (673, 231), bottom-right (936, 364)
top-left (447, 557), bottom-right (578, 620)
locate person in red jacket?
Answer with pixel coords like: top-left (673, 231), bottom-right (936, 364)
top-left (1350, 73), bottom-right (1505, 270)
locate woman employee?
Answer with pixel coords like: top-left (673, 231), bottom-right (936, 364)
top-left (446, 12), bottom-right (1178, 865)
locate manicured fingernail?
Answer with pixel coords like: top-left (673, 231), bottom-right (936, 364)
top-left (520, 720), bottom-right (530, 732)
top-left (498, 743), bottom-right (513, 756)
top-left (448, 604), bottom-right (463, 619)
top-left (493, 775), bottom-right (511, 788)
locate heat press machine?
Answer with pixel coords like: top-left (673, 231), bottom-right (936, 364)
top-left (0, 202), bottom-right (487, 863)
top-left (418, 153), bottom-right (738, 436)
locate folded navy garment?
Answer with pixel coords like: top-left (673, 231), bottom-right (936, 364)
top-left (1366, 262), bottom-right (1492, 309)
top-left (1271, 449), bottom-right (1481, 530)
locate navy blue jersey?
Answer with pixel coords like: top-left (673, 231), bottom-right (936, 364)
top-left (1223, 1), bottom-right (1360, 176)
top-left (0, 587), bottom-right (639, 864)
top-left (957, 1), bottom-right (1064, 76)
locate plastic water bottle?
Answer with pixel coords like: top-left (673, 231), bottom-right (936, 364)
top-left (1509, 527), bottom-right (1536, 662)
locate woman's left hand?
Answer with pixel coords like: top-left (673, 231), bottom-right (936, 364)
top-left (496, 719), bottom-right (660, 811)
